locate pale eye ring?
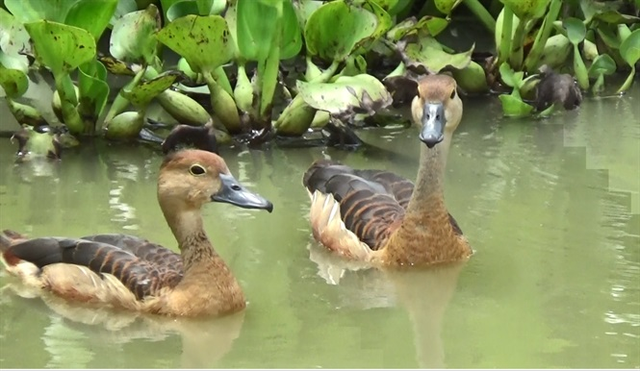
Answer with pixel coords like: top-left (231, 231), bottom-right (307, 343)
top-left (189, 164), bottom-right (206, 176)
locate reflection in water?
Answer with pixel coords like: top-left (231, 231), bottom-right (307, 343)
top-left (1, 282), bottom-right (244, 368)
top-left (309, 244), bottom-right (465, 368)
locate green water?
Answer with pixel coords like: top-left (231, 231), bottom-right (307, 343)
top-left (0, 89), bottom-right (638, 368)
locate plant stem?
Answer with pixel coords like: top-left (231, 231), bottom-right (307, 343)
top-left (523, 0), bottom-right (562, 72)
top-left (616, 66), bottom-right (635, 94)
top-left (54, 73), bottom-right (84, 135)
top-left (310, 60), bottom-right (341, 84)
top-left (258, 0), bottom-right (283, 125)
top-left (212, 66), bottom-right (233, 96)
top-left (102, 67), bottom-right (146, 127)
top-left (462, 0), bottom-right (496, 33)
top-left (509, 18), bottom-right (528, 69)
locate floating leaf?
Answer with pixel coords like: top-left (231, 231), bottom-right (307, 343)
top-left (587, 54), bottom-right (617, 78)
top-left (498, 94), bottom-right (534, 117)
top-left (156, 15), bottom-right (234, 74)
top-left (0, 8), bottom-right (32, 56)
top-left (619, 29), bottom-right (640, 67)
top-left (563, 17), bottom-right (586, 45)
top-left (499, 0), bottom-right (550, 20)
top-left (65, 0), bottom-right (118, 40)
top-left (110, 5), bottom-right (161, 65)
top-left (122, 71), bottom-right (182, 107)
top-left (24, 20), bottom-right (96, 75)
top-left (304, 0), bottom-right (380, 61)
top-left (4, 0), bottom-right (74, 23)
top-left (297, 74), bottom-right (392, 117)
top-left (403, 36), bottom-right (473, 73)
top-left (78, 59), bottom-right (110, 119)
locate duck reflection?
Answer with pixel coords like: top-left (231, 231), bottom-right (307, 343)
top-left (1, 282), bottom-right (244, 368)
top-left (308, 243), bottom-right (465, 369)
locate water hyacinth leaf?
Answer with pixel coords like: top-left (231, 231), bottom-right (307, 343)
top-left (281, 0), bottom-right (303, 59)
top-left (452, 60), bottom-right (489, 94)
top-left (110, 5), bottom-right (161, 65)
top-left (368, 0), bottom-right (400, 12)
top-left (236, 0), bottom-right (279, 61)
top-left (166, 1), bottom-right (200, 22)
top-left (0, 63), bottom-right (28, 98)
top-left (292, 0), bottom-right (323, 31)
top-left (110, 0), bottom-right (137, 26)
top-left (24, 21), bottom-right (96, 75)
top-left (4, 0), bottom-right (74, 23)
top-left (434, 0), bottom-right (462, 15)
top-left (499, 0), bottom-right (549, 20)
top-left (403, 37), bottom-right (473, 73)
top-left (78, 59), bottom-right (110, 118)
top-left (573, 45), bottom-right (589, 90)
top-left (387, 16), bottom-right (448, 41)
top-left (65, 0), bottom-right (118, 40)
top-left (619, 29), bottom-right (640, 67)
top-left (160, 0), bottom-right (182, 19)
top-left (0, 8), bottom-right (32, 56)
top-left (122, 71), bottom-right (182, 107)
top-left (156, 15), bottom-right (234, 74)
top-left (358, 0), bottom-right (393, 49)
top-left (304, 0), bottom-right (379, 61)
top-left (297, 74), bottom-right (392, 117)
top-left (587, 54), bottom-right (617, 78)
top-left (499, 62), bottom-right (517, 88)
top-left (563, 18), bottom-right (586, 45)
top-left (498, 94), bottom-right (534, 117)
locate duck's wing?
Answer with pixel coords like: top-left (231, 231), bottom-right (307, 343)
top-left (79, 234), bottom-right (183, 273)
top-left (0, 230), bottom-right (182, 307)
top-left (351, 169), bottom-right (415, 209)
top-left (302, 160), bottom-right (407, 257)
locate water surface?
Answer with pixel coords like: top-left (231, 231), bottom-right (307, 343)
top-left (0, 88), bottom-right (638, 368)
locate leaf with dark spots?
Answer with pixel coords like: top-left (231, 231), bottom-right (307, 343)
top-left (109, 4), bottom-right (160, 65)
top-left (401, 34), bottom-right (474, 74)
top-left (23, 20), bottom-right (96, 76)
top-left (122, 71), bottom-right (182, 107)
top-left (156, 14), bottom-right (234, 74)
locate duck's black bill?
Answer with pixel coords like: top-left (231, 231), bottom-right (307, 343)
top-left (420, 103), bottom-right (445, 149)
top-left (212, 174), bottom-right (274, 212)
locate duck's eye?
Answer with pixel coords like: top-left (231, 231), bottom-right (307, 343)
top-left (450, 89), bottom-right (456, 99)
top-left (189, 164), bottom-right (206, 176)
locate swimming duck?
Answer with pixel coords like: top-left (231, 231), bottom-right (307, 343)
top-left (302, 74), bottom-right (472, 267)
top-left (0, 143), bottom-right (273, 317)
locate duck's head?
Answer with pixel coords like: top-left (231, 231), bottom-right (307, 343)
top-left (411, 74), bottom-right (463, 149)
top-left (158, 150), bottom-right (273, 213)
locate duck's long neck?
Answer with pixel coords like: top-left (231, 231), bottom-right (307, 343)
top-left (405, 134), bottom-right (451, 216)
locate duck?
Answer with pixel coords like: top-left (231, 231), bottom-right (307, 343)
top-left (0, 131), bottom-right (274, 317)
top-left (302, 74), bottom-right (472, 267)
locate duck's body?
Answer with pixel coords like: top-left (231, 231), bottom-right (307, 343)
top-left (303, 74), bottom-right (472, 267)
top-left (1, 149), bottom-right (273, 317)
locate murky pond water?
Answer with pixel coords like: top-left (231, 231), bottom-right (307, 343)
top-left (0, 86), bottom-right (638, 368)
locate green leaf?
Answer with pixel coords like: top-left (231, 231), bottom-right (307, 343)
top-left (587, 54), bottom-right (617, 78)
top-left (24, 20), bottom-right (96, 76)
top-left (166, 0), bottom-right (199, 21)
top-left (452, 60), bottom-right (489, 94)
top-left (563, 17), bottom-right (586, 45)
top-left (499, 62), bottom-right (518, 88)
top-left (573, 44), bottom-right (589, 90)
top-left (296, 74), bottom-right (392, 116)
top-left (498, 93), bottom-right (534, 117)
top-left (0, 8), bottom-right (32, 56)
top-left (386, 15), bottom-right (449, 41)
top-left (156, 15), bottom-right (234, 74)
top-left (236, 0), bottom-right (279, 61)
top-left (292, 0), bottom-right (323, 31)
top-left (434, 0), bottom-right (462, 15)
top-left (619, 29), bottom-right (640, 67)
top-left (160, 0), bottom-right (182, 19)
top-left (4, 0), bottom-right (78, 23)
top-left (499, 0), bottom-right (550, 20)
top-left (109, 4), bottom-right (161, 65)
top-left (0, 61), bottom-right (28, 98)
top-left (403, 36), bottom-right (473, 74)
top-left (65, 0), bottom-right (118, 40)
top-left (304, 0), bottom-right (380, 61)
top-left (122, 71), bottom-right (182, 107)
top-left (78, 59), bottom-right (110, 118)
top-left (281, 0), bottom-right (303, 59)
top-left (110, 0), bottom-right (138, 26)
top-left (368, 0), bottom-right (400, 13)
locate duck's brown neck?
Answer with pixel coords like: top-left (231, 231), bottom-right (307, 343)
top-left (405, 134), bottom-right (451, 216)
top-left (160, 205), bottom-right (220, 271)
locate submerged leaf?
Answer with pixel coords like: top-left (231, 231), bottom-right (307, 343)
top-left (297, 74), bottom-right (392, 118)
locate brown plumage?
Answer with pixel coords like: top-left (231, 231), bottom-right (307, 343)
top-left (303, 74), bottom-right (472, 267)
top-left (1, 149), bottom-right (273, 317)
